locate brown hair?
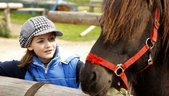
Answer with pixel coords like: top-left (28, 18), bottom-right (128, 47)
top-left (18, 50), bottom-right (33, 68)
top-left (100, 0), bottom-right (169, 53)
top-left (100, 0), bottom-right (150, 43)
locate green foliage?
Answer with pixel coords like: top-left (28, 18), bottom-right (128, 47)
top-left (0, 24), bottom-right (11, 38)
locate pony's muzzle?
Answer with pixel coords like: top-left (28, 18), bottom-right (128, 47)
top-left (80, 64), bottom-right (113, 96)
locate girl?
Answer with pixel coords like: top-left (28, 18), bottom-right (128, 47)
top-left (0, 16), bottom-right (83, 89)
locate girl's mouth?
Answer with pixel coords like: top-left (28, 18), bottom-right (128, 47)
top-left (45, 49), bottom-right (53, 54)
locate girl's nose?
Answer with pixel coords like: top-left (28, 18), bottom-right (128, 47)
top-left (45, 41), bottom-right (52, 48)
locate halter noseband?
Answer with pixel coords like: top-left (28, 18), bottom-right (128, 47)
top-left (86, 8), bottom-right (160, 90)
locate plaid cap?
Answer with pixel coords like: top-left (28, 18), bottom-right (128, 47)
top-left (19, 16), bottom-right (63, 48)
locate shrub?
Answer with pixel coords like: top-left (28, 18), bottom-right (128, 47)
top-left (0, 23), bottom-right (11, 38)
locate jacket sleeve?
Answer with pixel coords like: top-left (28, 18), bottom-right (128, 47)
top-left (0, 60), bottom-right (26, 79)
top-left (76, 60), bottom-right (84, 83)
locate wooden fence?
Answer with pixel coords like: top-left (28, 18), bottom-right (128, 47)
top-left (47, 11), bottom-right (101, 26)
top-left (0, 76), bottom-right (88, 96)
top-left (47, 11), bottom-right (101, 36)
top-left (0, 3), bottom-right (23, 30)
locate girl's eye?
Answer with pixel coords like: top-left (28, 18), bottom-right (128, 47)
top-left (49, 36), bottom-right (56, 42)
top-left (37, 40), bottom-right (44, 43)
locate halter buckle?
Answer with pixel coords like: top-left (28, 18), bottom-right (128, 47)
top-left (146, 38), bottom-right (155, 49)
top-left (115, 64), bottom-right (124, 77)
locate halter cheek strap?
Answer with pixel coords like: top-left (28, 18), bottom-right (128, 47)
top-left (86, 8), bottom-right (160, 91)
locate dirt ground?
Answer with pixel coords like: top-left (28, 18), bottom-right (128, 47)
top-left (0, 37), bottom-right (96, 62)
top-left (0, 23), bottom-right (96, 62)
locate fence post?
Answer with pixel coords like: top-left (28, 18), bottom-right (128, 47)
top-left (3, 3), bottom-right (11, 31)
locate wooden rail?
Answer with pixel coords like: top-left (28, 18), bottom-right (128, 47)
top-left (0, 3), bottom-right (23, 30)
top-left (47, 11), bottom-right (102, 26)
top-left (0, 76), bottom-right (88, 96)
top-left (18, 8), bottom-right (47, 16)
top-left (0, 3), bottom-right (23, 9)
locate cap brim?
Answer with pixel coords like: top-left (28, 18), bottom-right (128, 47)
top-left (55, 31), bottom-right (63, 36)
top-left (34, 30), bottom-right (63, 37)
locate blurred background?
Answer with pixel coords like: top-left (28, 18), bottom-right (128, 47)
top-left (0, 0), bottom-right (103, 62)
top-left (0, 0), bottom-right (103, 40)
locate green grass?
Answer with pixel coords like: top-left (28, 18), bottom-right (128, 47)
top-left (78, 6), bottom-right (102, 13)
top-left (56, 23), bottom-right (100, 41)
top-left (67, 0), bottom-right (90, 5)
top-left (11, 12), bottom-right (33, 24)
top-left (9, 12), bottom-right (100, 41)
top-left (66, 0), bottom-right (103, 13)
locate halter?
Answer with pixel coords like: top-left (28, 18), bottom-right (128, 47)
top-left (86, 8), bottom-right (160, 91)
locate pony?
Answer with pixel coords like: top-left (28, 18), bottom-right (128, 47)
top-left (80, 0), bottom-right (169, 96)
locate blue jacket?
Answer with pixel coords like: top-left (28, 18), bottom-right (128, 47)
top-left (0, 60), bottom-right (26, 78)
top-left (25, 46), bottom-right (80, 88)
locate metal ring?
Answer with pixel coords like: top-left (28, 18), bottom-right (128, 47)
top-left (146, 38), bottom-right (154, 49)
top-left (115, 64), bottom-right (124, 77)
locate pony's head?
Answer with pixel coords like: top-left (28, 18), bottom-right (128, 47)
top-left (80, 0), bottom-right (169, 96)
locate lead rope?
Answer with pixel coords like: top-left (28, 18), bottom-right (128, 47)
top-left (24, 82), bottom-right (49, 96)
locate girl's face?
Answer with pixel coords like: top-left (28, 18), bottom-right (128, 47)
top-left (28, 32), bottom-right (56, 64)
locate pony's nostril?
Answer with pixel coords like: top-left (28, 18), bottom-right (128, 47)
top-left (90, 71), bottom-right (97, 82)
top-left (108, 80), bottom-right (112, 84)
top-left (92, 71), bottom-right (97, 81)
